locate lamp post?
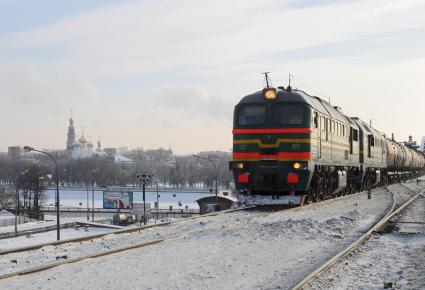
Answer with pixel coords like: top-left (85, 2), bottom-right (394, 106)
top-left (86, 186), bottom-right (90, 220)
top-left (24, 146), bottom-right (60, 241)
top-left (91, 168), bottom-right (98, 222)
top-left (15, 177), bottom-right (19, 234)
top-left (192, 154), bottom-right (219, 199)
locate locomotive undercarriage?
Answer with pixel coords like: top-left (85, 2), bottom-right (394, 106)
top-left (306, 166), bottom-right (358, 203)
top-left (305, 166), bottom-right (379, 203)
top-left (305, 166), bottom-right (425, 203)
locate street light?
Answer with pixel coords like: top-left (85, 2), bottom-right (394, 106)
top-left (192, 154), bottom-right (219, 199)
top-left (92, 168), bottom-right (99, 222)
top-left (24, 146), bottom-right (61, 241)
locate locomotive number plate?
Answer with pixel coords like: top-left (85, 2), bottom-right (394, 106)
top-left (259, 161), bottom-right (278, 169)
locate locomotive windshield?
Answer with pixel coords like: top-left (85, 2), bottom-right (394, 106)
top-left (272, 104), bottom-right (304, 125)
top-left (238, 104), bottom-right (266, 125)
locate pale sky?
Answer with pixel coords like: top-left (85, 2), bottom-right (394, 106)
top-left (1, 0), bottom-right (424, 153)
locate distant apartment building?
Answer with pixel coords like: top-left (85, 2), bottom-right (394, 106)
top-left (420, 136), bottom-right (425, 152)
top-left (103, 147), bottom-right (117, 156)
top-left (405, 135), bottom-right (419, 150)
top-left (118, 146), bottom-right (129, 154)
top-left (7, 146), bottom-right (21, 160)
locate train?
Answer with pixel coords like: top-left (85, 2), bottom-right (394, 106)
top-left (229, 76), bottom-right (425, 206)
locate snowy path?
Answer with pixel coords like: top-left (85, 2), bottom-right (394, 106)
top-left (305, 181), bottom-right (425, 290)
top-left (0, 185), bottom-right (400, 290)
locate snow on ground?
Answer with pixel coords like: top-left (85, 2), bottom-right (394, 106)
top-left (0, 214), bottom-right (111, 235)
top-left (0, 211), bottom-right (15, 220)
top-left (0, 227), bottom-right (116, 250)
top-left (389, 180), bottom-right (419, 207)
top-left (306, 180), bottom-right (425, 290)
top-left (0, 186), bottom-right (396, 290)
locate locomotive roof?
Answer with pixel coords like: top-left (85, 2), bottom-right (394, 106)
top-left (351, 117), bottom-right (384, 139)
top-left (237, 89), bottom-right (351, 124)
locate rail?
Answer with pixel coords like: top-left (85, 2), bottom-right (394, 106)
top-left (0, 205), bottom-right (255, 257)
top-left (1, 183), bottom-right (417, 281)
top-left (290, 187), bottom-right (424, 290)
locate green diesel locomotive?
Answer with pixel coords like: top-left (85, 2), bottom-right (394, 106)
top-left (229, 77), bottom-right (425, 206)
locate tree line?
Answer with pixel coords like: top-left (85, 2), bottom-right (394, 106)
top-left (0, 148), bottom-right (234, 191)
top-left (0, 160), bottom-right (48, 217)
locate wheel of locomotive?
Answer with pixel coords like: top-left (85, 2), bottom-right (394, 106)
top-left (314, 178), bottom-right (323, 202)
top-left (322, 170), bottom-right (332, 200)
top-left (307, 170), bottom-right (322, 202)
top-left (305, 186), bottom-right (314, 204)
top-left (308, 178), bottom-right (318, 203)
top-left (314, 177), bottom-right (322, 202)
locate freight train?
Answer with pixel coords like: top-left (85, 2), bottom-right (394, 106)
top-left (229, 76), bottom-right (425, 205)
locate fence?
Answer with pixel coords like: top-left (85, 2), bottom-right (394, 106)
top-left (40, 206), bottom-right (200, 215)
top-left (0, 215), bottom-right (37, 227)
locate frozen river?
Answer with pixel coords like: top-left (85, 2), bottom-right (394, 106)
top-left (43, 188), bottom-right (213, 209)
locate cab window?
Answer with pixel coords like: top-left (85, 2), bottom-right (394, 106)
top-left (272, 104), bottom-right (304, 125)
top-left (238, 105), bottom-right (266, 125)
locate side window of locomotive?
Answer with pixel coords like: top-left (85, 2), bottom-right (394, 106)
top-left (272, 104), bottom-right (304, 125)
top-left (238, 105), bottom-right (266, 125)
top-left (353, 129), bottom-right (359, 141)
top-left (313, 112), bottom-right (318, 128)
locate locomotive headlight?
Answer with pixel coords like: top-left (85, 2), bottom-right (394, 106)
top-left (235, 162), bottom-right (244, 169)
top-left (293, 162), bottom-right (308, 170)
top-left (293, 162), bottom-right (301, 169)
top-left (263, 87), bottom-right (277, 100)
top-left (230, 161), bottom-right (245, 169)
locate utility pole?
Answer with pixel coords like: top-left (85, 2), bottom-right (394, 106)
top-left (91, 168), bottom-right (98, 222)
top-left (92, 187), bottom-right (95, 221)
top-left (14, 179), bottom-right (19, 235)
top-left (86, 187), bottom-right (89, 220)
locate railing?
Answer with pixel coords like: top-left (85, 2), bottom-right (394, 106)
top-left (42, 186), bottom-right (210, 193)
top-left (0, 216), bottom-right (38, 227)
top-left (40, 206), bottom-right (131, 213)
top-left (40, 206), bottom-right (200, 215)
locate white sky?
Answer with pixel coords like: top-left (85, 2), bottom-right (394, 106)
top-left (0, 0), bottom-right (424, 153)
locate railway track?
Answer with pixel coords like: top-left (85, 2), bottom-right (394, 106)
top-left (0, 182), bottom-right (414, 282)
top-left (290, 187), bottom-right (425, 290)
top-left (0, 185), bottom-right (375, 257)
top-left (0, 186), bottom-right (389, 281)
top-left (0, 205), bottom-right (273, 280)
top-left (0, 205), bottom-right (257, 256)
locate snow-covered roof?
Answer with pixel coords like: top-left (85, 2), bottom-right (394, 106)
top-left (196, 194), bottom-right (238, 204)
top-left (114, 154), bottom-right (134, 163)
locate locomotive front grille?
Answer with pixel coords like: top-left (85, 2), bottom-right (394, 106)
top-left (252, 173), bottom-right (281, 193)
